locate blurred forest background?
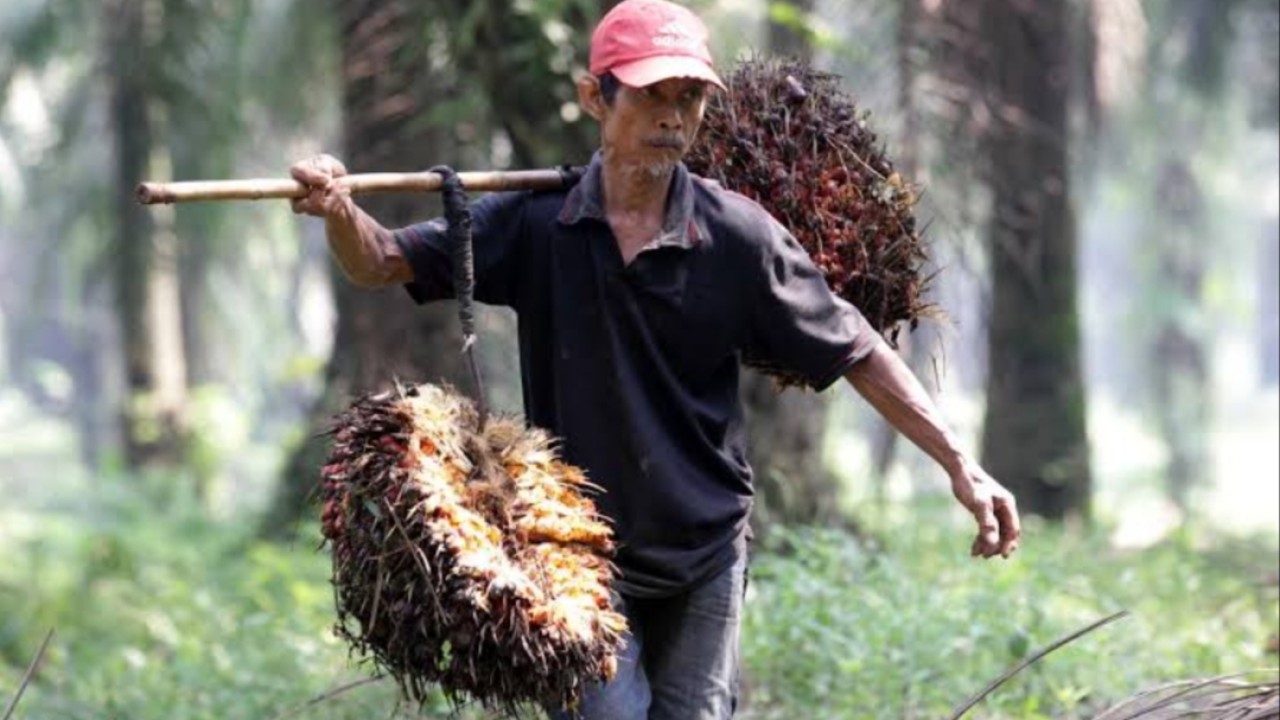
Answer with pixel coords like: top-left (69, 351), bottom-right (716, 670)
top-left (0, 0), bottom-right (1277, 718)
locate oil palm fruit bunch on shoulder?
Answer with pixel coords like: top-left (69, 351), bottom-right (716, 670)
top-left (686, 56), bottom-right (936, 386)
top-left (319, 383), bottom-right (625, 715)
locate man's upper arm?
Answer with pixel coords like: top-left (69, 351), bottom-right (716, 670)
top-left (391, 191), bottom-right (527, 306)
top-left (742, 212), bottom-right (881, 390)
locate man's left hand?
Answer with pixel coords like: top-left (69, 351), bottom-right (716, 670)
top-left (949, 461), bottom-right (1021, 559)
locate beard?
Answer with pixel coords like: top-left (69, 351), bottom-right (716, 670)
top-left (627, 143), bottom-right (684, 179)
top-left (623, 159), bottom-right (678, 180)
top-left (600, 137), bottom-right (685, 182)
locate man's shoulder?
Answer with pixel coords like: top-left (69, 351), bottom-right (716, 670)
top-left (688, 173), bottom-right (784, 251)
top-left (518, 186), bottom-right (569, 207)
top-left (477, 187), bottom-right (567, 222)
top-left (689, 174), bottom-right (762, 215)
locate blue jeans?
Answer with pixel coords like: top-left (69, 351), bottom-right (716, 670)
top-left (549, 551), bottom-right (748, 720)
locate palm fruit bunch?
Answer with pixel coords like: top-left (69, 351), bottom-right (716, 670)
top-left (318, 383), bottom-right (626, 715)
top-left (686, 56), bottom-right (935, 383)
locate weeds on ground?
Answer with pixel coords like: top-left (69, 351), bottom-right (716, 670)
top-left (1, 484), bottom-right (1275, 719)
top-left (739, 509), bottom-right (1278, 720)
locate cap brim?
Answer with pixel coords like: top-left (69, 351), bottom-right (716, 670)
top-left (611, 55), bottom-right (726, 91)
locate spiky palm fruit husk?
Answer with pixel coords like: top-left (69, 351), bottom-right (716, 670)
top-left (1093, 673), bottom-right (1278, 719)
top-left (686, 56), bottom-right (936, 385)
top-left (319, 383), bottom-right (625, 715)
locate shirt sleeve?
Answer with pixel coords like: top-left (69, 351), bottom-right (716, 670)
top-left (391, 190), bottom-right (526, 307)
top-left (743, 213), bottom-right (881, 390)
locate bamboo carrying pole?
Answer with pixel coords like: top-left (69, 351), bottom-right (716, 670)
top-left (136, 169), bottom-right (573, 205)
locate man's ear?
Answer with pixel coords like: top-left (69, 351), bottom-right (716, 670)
top-left (577, 75), bottom-right (608, 121)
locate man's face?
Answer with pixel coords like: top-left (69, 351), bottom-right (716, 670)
top-left (580, 76), bottom-right (709, 177)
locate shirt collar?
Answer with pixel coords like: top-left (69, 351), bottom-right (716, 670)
top-left (558, 151), bottom-right (701, 249)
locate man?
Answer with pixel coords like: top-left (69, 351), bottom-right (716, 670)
top-left (291, 1), bottom-right (1020, 718)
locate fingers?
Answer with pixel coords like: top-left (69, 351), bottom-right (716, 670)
top-left (290, 159), bottom-right (330, 186)
top-left (290, 189), bottom-right (317, 216)
top-left (971, 495), bottom-right (1023, 560)
top-left (953, 464), bottom-right (1022, 561)
top-left (994, 494), bottom-right (1021, 558)
top-left (972, 501), bottom-right (1001, 558)
top-left (289, 154), bottom-right (351, 217)
top-left (322, 180), bottom-right (352, 215)
top-left (290, 153), bottom-right (346, 184)
top-left (290, 154), bottom-right (349, 217)
top-left (317, 153), bottom-right (348, 177)
top-left (290, 186), bottom-right (332, 217)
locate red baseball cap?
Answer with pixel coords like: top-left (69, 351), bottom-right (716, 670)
top-left (590, 0), bottom-right (726, 90)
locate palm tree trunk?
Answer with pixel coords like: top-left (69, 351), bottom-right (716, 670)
top-left (107, 0), bottom-right (189, 471)
top-left (976, 0), bottom-right (1091, 521)
top-left (768, 0), bottom-right (816, 58)
top-left (262, 0), bottom-right (473, 537)
top-left (459, 0), bottom-right (599, 169)
top-left (1149, 158), bottom-right (1209, 512)
top-left (742, 0), bottom-right (843, 533)
top-left (1262, 220), bottom-right (1279, 386)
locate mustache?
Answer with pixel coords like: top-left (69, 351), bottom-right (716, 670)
top-left (644, 136), bottom-right (685, 149)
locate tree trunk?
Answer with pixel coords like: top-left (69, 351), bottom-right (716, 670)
top-left (742, 379), bottom-right (843, 530)
top-left (768, 0), bottom-right (816, 58)
top-left (261, 0), bottom-right (474, 537)
top-left (107, 0), bottom-right (189, 472)
top-left (1261, 219), bottom-right (1279, 387)
top-left (177, 231), bottom-right (215, 388)
top-left (1135, 0), bottom-right (1255, 512)
top-left (743, 0), bottom-right (842, 534)
top-left (1149, 158), bottom-right (1209, 512)
top-left (977, 0), bottom-right (1091, 521)
top-left (459, 0), bottom-right (599, 169)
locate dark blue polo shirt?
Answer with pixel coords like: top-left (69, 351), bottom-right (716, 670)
top-left (394, 154), bottom-right (879, 598)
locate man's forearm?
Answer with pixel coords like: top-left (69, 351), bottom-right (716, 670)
top-left (325, 198), bottom-right (412, 287)
top-left (844, 340), bottom-right (968, 476)
top-left (844, 341), bottom-right (1022, 557)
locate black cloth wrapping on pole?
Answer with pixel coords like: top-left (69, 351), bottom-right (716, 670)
top-left (430, 165), bottom-right (476, 348)
top-left (428, 165), bottom-right (490, 425)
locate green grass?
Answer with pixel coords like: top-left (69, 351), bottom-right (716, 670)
top-left (0, 481), bottom-right (464, 719)
top-left (739, 511), bottom-right (1278, 719)
top-left (1, 484), bottom-right (1275, 720)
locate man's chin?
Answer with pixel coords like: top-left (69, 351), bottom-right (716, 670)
top-left (621, 154), bottom-right (680, 179)
top-left (633, 161), bottom-right (678, 180)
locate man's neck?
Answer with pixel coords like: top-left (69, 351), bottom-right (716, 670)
top-left (599, 149), bottom-right (675, 221)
